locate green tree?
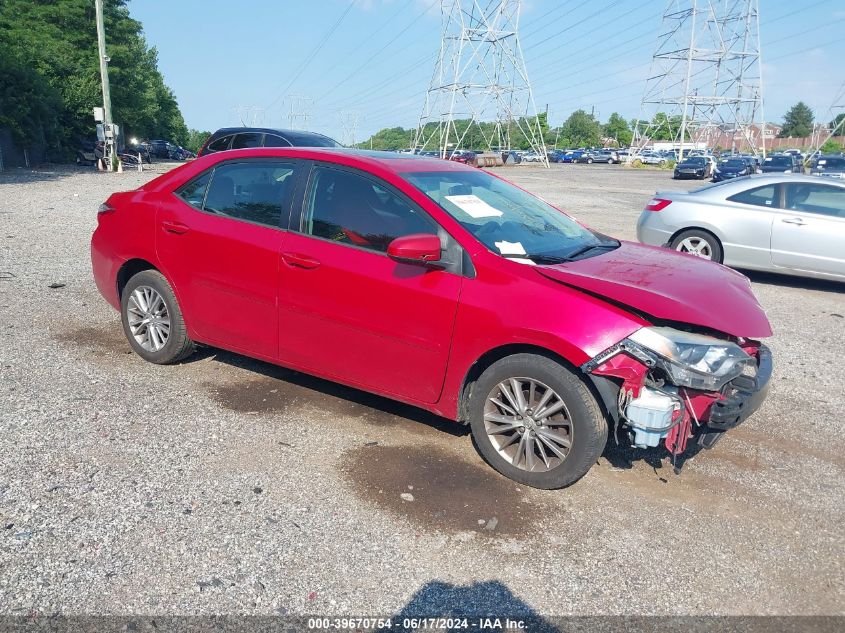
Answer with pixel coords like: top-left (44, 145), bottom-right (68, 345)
top-left (0, 54), bottom-right (61, 146)
top-left (830, 113), bottom-right (845, 135)
top-left (185, 129), bottom-right (212, 153)
top-left (0, 0), bottom-right (189, 159)
top-left (819, 139), bottom-right (843, 154)
top-left (558, 109), bottom-right (602, 147)
top-left (602, 112), bottom-right (632, 146)
top-left (779, 102), bottom-right (814, 138)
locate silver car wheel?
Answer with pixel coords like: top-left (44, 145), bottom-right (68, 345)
top-left (484, 377), bottom-right (573, 473)
top-left (126, 285), bottom-right (171, 352)
top-left (676, 237), bottom-right (713, 259)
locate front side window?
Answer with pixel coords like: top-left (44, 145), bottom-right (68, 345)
top-left (206, 135), bottom-right (233, 153)
top-left (231, 133), bottom-right (263, 150)
top-left (783, 183), bottom-right (845, 217)
top-left (728, 184), bottom-right (777, 208)
top-left (403, 170), bottom-right (611, 263)
top-left (202, 160), bottom-right (297, 227)
top-left (303, 166), bottom-right (435, 252)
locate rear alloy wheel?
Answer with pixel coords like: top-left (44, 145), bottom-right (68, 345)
top-left (670, 229), bottom-right (723, 263)
top-left (121, 270), bottom-right (195, 364)
top-left (468, 354), bottom-right (607, 489)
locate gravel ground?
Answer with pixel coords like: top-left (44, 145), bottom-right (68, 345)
top-left (0, 161), bottom-right (842, 617)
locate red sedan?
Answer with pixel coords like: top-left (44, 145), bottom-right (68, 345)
top-left (91, 148), bottom-right (772, 489)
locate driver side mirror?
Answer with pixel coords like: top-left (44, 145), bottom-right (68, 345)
top-left (387, 234), bottom-right (441, 265)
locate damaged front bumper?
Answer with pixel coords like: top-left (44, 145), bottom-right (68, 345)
top-left (582, 339), bottom-right (772, 457)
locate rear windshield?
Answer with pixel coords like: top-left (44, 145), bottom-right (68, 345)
top-left (764, 156), bottom-right (792, 166)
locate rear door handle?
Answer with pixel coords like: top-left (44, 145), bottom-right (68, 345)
top-left (281, 252), bottom-right (321, 269)
top-left (782, 217), bottom-right (806, 226)
top-left (162, 220), bottom-right (190, 234)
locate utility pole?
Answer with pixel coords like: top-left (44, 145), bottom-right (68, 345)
top-left (95, 0), bottom-right (114, 170)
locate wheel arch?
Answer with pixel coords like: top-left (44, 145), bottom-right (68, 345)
top-left (457, 343), bottom-right (581, 423)
top-left (116, 258), bottom-right (160, 300)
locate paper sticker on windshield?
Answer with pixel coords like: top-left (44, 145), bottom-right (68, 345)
top-left (444, 194), bottom-right (503, 218)
top-left (494, 240), bottom-right (536, 266)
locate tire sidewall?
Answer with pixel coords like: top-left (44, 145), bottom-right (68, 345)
top-left (120, 270), bottom-right (189, 364)
top-left (671, 230), bottom-right (723, 263)
top-left (468, 354), bottom-right (607, 489)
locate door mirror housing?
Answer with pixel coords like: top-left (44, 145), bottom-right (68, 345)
top-left (387, 234), bottom-right (442, 264)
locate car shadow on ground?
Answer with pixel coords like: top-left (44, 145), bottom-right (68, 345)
top-left (603, 433), bottom-right (708, 475)
top-left (741, 268), bottom-right (844, 294)
top-left (192, 345), bottom-right (469, 438)
top-left (393, 580), bottom-right (560, 632)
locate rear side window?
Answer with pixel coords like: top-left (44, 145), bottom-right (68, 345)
top-left (175, 171), bottom-right (212, 209)
top-left (728, 184), bottom-right (777, 208)
top-left (263, 134), bottom-right (292, 147)
top-left (206, 135), bottom-right (233, 153)
top-left (203, 160), bottom-right (297, 228)
top-left (231, 133), bottom-right (263, 149)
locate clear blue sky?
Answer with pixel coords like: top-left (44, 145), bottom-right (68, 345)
top-left (129, 0), bottom-right (845, 143)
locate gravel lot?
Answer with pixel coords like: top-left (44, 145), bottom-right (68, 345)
top-left (0, 161), bottom-right (842, 617)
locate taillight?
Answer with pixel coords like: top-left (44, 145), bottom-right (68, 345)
top-left (645, 198), bottom-right (672, 211)
top-left (98, 202), bottom-right (115, 214)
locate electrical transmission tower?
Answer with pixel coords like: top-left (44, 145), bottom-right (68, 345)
top-left (284, 95), bottom-right (313, 130)
top-left (232, 105), bottom-right (266, 127)
top-left (414, 0), bottom-right (548, 164)
top-left (339, 110), bottom-right (362, 147)
top-left (632, 0), bottom-right (765, 160)
top-left (809, 81), bottom-right (845, 157)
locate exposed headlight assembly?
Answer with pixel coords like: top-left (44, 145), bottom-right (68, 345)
top-left (628, 326), bottom-right (752, 391)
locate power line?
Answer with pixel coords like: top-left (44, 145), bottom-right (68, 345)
top-left (265, 2), bottom-right (355, 110)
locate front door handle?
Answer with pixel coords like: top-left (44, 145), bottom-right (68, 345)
top-left (782, 217), bottom-right (806, 226)
top-left (162, 220), bottom-right (190, 234)
top-left (281, 252), bottom-right (321, 269)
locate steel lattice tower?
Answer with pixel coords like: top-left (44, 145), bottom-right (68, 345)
top-left (414, 0), bottom-right (548, 164)
top-left (633, 0), bottom-right (765, 159)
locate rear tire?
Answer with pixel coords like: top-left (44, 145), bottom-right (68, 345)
top-left (670, 229), bottom-right (723, 263)
top-left (120, 270), bottom-right (195, 364)
top-left (468, 354), bottom-right (607, 489)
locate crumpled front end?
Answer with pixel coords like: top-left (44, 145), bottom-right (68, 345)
top-left (582, 327), bottom-right (773, 460)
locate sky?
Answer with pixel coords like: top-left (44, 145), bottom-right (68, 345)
top-left (129, 0), bottom-right (845, 144)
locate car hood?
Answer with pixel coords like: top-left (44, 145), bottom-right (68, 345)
top-left (535, 241), bottom-right (772, 338)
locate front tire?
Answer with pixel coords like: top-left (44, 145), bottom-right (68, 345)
top-left (121, 270), bottom-right (195, 364)
top-left (670, 229), bottom-right (723, 262)
top-left (468, 354), bottom-right (607, 489)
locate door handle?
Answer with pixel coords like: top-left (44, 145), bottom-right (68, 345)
top-left (161, 220), bottom-right (190, 234)
top-left (782, 217), bottom-right (806, 226)
top-left (281, 252), bottom-right (321, 269)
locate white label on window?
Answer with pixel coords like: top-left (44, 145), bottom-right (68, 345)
top-left (444, 194), bottom-right (503, 218)
top-left (494, 240), bottom-right (536, 266)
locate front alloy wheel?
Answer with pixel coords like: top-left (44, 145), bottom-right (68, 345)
top-left (483, 378), bottom-right (573, 472)
top-left (468, 354), bottom-right (607, 489)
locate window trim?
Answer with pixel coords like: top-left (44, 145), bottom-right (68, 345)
top-left (171, 157), bottom-right (305, 231)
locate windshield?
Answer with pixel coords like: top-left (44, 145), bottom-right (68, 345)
top-left (681, 157), bottom-right (706, 165)
top-left (403, 170), bottom-right (615, 263)
top-left (721, 160), bottom-right (746, 168)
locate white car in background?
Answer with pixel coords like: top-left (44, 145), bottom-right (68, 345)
top-left (638, 151), bottom-right (667, 166)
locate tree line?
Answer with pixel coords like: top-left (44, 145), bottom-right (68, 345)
top-left (0, 0), bottom-right (191, 160)
top-left (360, 102), bottom-right (845, 153)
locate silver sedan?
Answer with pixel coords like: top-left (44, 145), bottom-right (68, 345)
top-left (636, 175), bottom-right (845, 281)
